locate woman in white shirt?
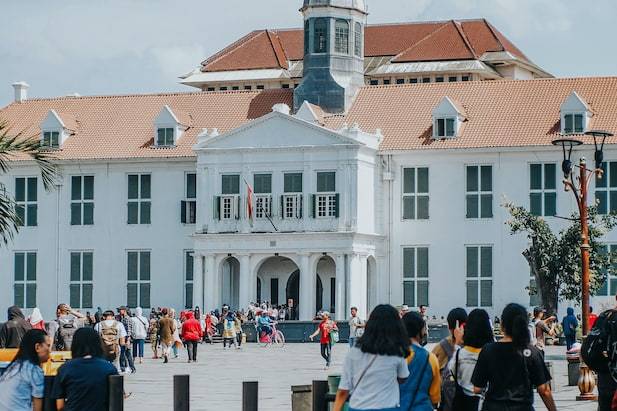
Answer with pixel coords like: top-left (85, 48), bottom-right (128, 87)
top-left (334, 304), bottom-right (410, 411)
top-left (447, 308), bottom-right (494, 411)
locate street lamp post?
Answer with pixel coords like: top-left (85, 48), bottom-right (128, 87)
top-left (552, 130), bottom-right (613, 401)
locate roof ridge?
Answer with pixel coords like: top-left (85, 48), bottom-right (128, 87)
top-left (266, 30), bottom-right (289, 69)
top-left (481, 19), bottom-right (506, 54)
top-left (452, 20), bottom-right (478, 59)
top-left (200, 30), bottom-right (264, 70)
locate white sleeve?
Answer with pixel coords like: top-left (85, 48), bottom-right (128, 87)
top-left (338, 350), bottom-right (355, 391)
top-left (398, 357), bottom-right (410, 379)
top-left (118, 322), bottom-right (127, 338)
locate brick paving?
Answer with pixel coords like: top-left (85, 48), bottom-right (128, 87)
top-left (123, 343), bottom-right (599, 411)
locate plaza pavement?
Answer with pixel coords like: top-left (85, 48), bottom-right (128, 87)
top-left (123, 343), bottom-right (600, 411)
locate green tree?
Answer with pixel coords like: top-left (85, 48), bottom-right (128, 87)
top-left (504, 202), bottom-right (617, 314)
top-left (0, 120), bottom-right (58, 244)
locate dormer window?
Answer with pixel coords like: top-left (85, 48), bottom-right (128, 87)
top-left (157, 128), bottom-right (175, 146)
top-left (432, 96), bottom-right (466, 139)
top-left (42, 131), bottom-right (60, 149)
top-left (435, 118), bottom-right (456, 138)
top-left (560, 91), bottom-right (592, 135)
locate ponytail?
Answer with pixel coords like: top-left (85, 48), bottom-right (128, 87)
top-left (501, 303), bottom-right (530, 350)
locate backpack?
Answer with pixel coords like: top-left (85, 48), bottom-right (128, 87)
top-left (581, 309), bottom-right (617, 373)
top-left (55, 317), bottom-right (78, 351)
top-left (437, 338), bottom-right (456, 411)
top-left (100, 321), bottom-right (120, 361)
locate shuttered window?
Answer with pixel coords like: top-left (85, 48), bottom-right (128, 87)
top-left (221, 175), bottom-right (240, 195)
top-left (185, 251), bottom-right (194, 309)
top-left (284, 173), bottom-right (303, 193)
top-left (466, 166), bottom-right (493, 219)
top-left (71, 176), bottom-right (94, 225)
top-left (530, 163), bottom-right (557, 216)
top-left (597, 244), bottom-right (617, 296)
top-left (15, 177), bottom-right (37, 227)
top-left (70, 251), bottom-right (93, 309)
top-left (596, 162), bottom-right (617, 215)
top-left (563, 114), bottom-right (584, 134)
top-left (402, 168), bottom-right (429, 220)
top-left (254, 174), bottom-right (272, 194)
top-left (127, 251), bottom-right (151, 308)
top-left (128, 174), bottom-right (151, 224)
top-left (403, 247), bottom-right (429, 307)
top-left (14, 252), bottom-right (36, 308)
top-left (466, 246), bottom-right (492, 307)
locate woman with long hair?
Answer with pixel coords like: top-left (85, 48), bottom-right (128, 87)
top-left (399, 311), bottom-right (441, 411)
top-left (447, 309), bottom-right (494, 411)
top-left (0, 329), bottom-right (51, 411)
top-left (333, 305), bottom-right (410, 411)
top-left (51, 327), bottom-right (118, 411)
top-left (471, 303), bottom-right (556, 411)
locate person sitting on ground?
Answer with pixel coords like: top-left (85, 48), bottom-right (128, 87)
top-left (333, 304), bottom-right (410, 411)
top-left (48, 304), bottom-right (86, 352)
top-left (472, 303), bottom-right (556, 411)
top-left (0, 329), bottom-right (51, 411)
top-left (52, 327), bottom-right (118, 411)
top-left (0, 305), bottom-right (32, 349)
top-left (399, 311), bottom-right (441, 411)
top-left (447, 308), bottom-right (494, 411)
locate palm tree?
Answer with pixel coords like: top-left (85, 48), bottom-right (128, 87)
top-left (0, 120), bottom-right (58, 245)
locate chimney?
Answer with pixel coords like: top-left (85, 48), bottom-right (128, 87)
top-left (12, 81), bottom-right (30, 103)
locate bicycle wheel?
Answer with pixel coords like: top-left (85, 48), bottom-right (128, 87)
top-left (273, 331), bottom-right (285, 347)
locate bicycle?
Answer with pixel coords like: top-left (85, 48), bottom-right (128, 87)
top-left (256, 322), bottom-right (285, 347)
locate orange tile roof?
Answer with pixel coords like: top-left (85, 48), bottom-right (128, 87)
top-left (200, 19), bottom-right (531, 72)
top-left (324, 77), bottom-right (617, 151)
top-left (0, 90), bottom-right (293, 160)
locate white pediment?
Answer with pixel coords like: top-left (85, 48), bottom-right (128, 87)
top-left (195, 111), bottom-right (362, 151)
top-left (561, 91), bottom-right (591, 113)
top-left (41, 110), bottom-right (65, 130)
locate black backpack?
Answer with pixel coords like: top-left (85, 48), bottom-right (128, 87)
top-left (581, 309), bottom-right (617, 373)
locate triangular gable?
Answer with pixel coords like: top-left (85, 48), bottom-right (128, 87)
top-left (41, 110), bottom-right (65, 131)
top-left (561, 91), bottom-right (592, 113)
top-left (196, 111), bottom-right (361, 150)
top-left (432, 96), bottom-right (467, 119)
top-left (295, 101), bottom-right (326, 125)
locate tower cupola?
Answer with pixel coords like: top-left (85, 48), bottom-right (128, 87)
top-left (293, 0), bottom-right (367, 114)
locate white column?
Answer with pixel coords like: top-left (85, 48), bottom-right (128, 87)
top-left (299, 253), bottom-right (315, 321)
top-left (348, 253), bottom-right (369, 320)
top-left (192, 252), bottom-right (204, 310)
top-left (204, 255), bottom-right (217, 311)
top-left (238, 254), bottom-right (251, 311)
top-left (335, 253), bottom-right (346, 321)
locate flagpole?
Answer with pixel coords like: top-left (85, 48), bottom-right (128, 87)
top-left (243, 179), bottom-right (278, 232)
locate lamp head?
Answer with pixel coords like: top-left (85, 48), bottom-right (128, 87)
top-left (585, 130), bottom-right (613, 170)
top-left (552, 138), bottom-right (583, 179)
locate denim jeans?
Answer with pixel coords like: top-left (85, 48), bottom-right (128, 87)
top-left (119, 345), bottom-right (135, 372)
top-left (349, 337), bottom-right (356, 348)
top-left (132, 339), bottom-right (145, 358)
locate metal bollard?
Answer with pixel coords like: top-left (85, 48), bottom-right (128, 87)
top-left (242, 381), bottom-right (258, 411)
top-left (311, 380), bottom-right (329, 411)
top-left (109, 374), bottom-right (124, 411)
top-left (174, 375), bottom-right (190, 411)
top-left (43, 376), bottom-right (57, 411)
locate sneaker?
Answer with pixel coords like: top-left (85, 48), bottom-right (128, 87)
top-left (163, 356), bottom-right (168, 364)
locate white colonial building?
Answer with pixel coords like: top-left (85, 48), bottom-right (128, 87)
top-left (1, 1), bottom-right (616, 320)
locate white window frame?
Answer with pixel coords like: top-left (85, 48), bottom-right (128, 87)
top-left (433, 117), bottom-right (456, 138)
top-left (127, 250), bottom-right (151, 309)
top-left (402, 167), bottom-right (429, 220)
top-left (42, 131), bottom-right (60, 149)
top-left (561, 112), bottom-right (585, 135)
top-left (316, 193), bottom-right (337, 218)
top-left (335, 19), bottom-right (350, 54)
top-left (14, 177), bottom-right (38, 227)
top-left (529, 163), bottom-right (557, 217)
top-left (283, 194), bottom-right (302, 219)
top-left (465, 165), bottom-right (493, 219)
top-left (255, 195), bottom-right (272, 219)
top-left (69, 251), bottom-right (94, 309)
top-left (156, 127), bottom-right (175, 146)
top-left (596, 162), bottom-right (617, 215)
top-left (14, 251), bottom-right (37, 309)
top-left (466, 245), bottom-right (493, 308)
top-left (127, 174), bottom-right (151, 225)
top-left (220, 195), bottom-right (239, 220)
top-left (402, 246), bottom-right (429, 307)
top-left (182, 173), bottom-right (197, 224)
top-left (71, 175), bottom-right (95, 226)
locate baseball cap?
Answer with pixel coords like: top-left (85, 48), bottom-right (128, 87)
top-left (533, 307), bottom-right (546, 316)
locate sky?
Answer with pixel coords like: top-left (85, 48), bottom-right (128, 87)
top-left (1, 0), bottom-right (616, 106)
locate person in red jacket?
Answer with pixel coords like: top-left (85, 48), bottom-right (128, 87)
top-left (181, 311), bottom-right (203, 363)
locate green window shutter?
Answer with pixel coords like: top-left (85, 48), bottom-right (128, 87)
top-left (466, 166), bottom-right (478, 192)
top-left (597, 163), bottom-right (608, 188)
top-left (186, 253), bottom-right (194, 281)
top-left (299, 195), bottom-right (304, 218)
top-left (127, 252), bottom-right (138, 281)
top-left (70, 284), bottom-right (80, 308)
top-left (141, 202), bottom-right (151, 224)
top-left (83, 176), bottom-right (94, 200)
top-left (82, 284), bottom-right (93, 308)
top-left (417, 168), bottom-right (429, 193)
top-left (544, 164), bottom-right (556, 190)
top-left (417, 248), bottom-right (429, 278)
top-left (140, 283), bottom-right (151, 308)
top-left (334, 193), bottom-right (340, 218)
top-left (530, 164), bottom-right (542, 190)
top-left (480, 166), bottom-right (492, 191)
top-left (466, 195), bottom-right (478, 219)
top-left (83, 253), bottom-right (93, 281)
top-left (25, 283), bottom-right (36, 308)
top-left (446, 118), bottom-right (455, 136)
top-left (530, 193), bottom-right (542, 216)
top-left (27, 178), bottom-right (37, 202)
top-left (403, 248), bottom-right (415, 279)
top-left (71, 203), bottom-right (81, 225)
top-left (480, 280), bottom-right (493, 306)
top-left (70, 253), bottom-right (81, 281)
top-left (544, 193), bottom-right (557, 216)
top-left (403, 168), bottom-right (415, 194)
top-left (141, 175), bottom-right (151, 199)
top-left (403, 281), bottom-right (415, 307)
top-left (564, 114), bottom-right (573, 133)
top-left (26, 253), bottom-right (36, 281)
top-left (480, 194), bottom-right (493, 218)
top-left (140, 252), bottom-right (151, 281)
top-left (574, 114), bottom-right (584, 133)
top-left (157, 128), bottom-right (165, 145)
top-left (466, 280), bottom-right (478, 307)
top-left (181, 200), bottom-right (187, 224)
top-left (127, 202), bottom-right (138, 224)
top-left (480, 247), bottom-right (492, 277)
top-left (610, 163), bottom-right (617, 188)
top-left (127, 283), bottom-right (138, 308)
top-left (311, 194), bottom-right (316, 218)
top-left (15, 178), bottom-right (25, 202)
top-left (186, 174), bottom-right (196, 199)
top-left (214, 196), bottom-right (221, 220)
top-left (71, 176), bottom-right (82, 201)
top-left (26, 205), bottom-right (37, 227)
top-left (417, 280), bottom-right (429, 306)
top-left (14, 253), bottom-right (24, 281)
top-left (597, 191), bottom-right (608, 214)
top-left (185, 284), bottom-right (193, 309)
top-left (14, 284), bottom-right (24, 308)
top-left (128, 175), bottom-right (139, 199)
top-left (280, 196), bottom-right (284, 219)
top-left (417, 196), bottom-right (429, 219)
top-left (402, 196), bottom-right (415, 220)
top-left (83, 203), bottom-right (94, 225)
top-left (466, 247), bottom-right (478, 277)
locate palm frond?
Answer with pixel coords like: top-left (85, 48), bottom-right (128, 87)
top-left (0, 183), bottom-right (19, 245)
top-left (0, 120), bottom-right (59, 190)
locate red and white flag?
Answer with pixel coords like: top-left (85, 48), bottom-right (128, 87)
top-left (245, 180), bottom-right (254, 226)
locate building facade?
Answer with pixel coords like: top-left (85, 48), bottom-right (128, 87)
top-left (1, 1), bottom-right (616, 320)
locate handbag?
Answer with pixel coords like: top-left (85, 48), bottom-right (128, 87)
top-left (330, 330), bottom-right (340, 344)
